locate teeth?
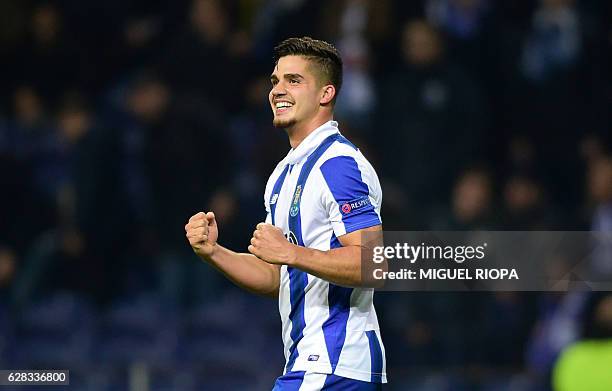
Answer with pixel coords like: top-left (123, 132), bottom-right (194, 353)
top-left (276, 102), bottom-right (292, 108)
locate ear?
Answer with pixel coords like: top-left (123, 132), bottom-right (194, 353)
top-left (320, 85), bottom-right (336, 105)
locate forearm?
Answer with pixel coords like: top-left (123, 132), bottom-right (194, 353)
top-left (291, 245), bottom-right (364, 287)
top-left (202, 244), bottom-right (280, 297)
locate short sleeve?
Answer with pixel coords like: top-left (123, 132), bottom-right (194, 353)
top-left (320, 155), bottom-right (381, 236)
top-left (264, 172), bottom-right (273, 224)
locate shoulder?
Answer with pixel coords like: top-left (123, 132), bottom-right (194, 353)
top-left (317, 135), bottom-right (365, 168)
top-left (315, 137), bottom-right (381, 199)
top-left (318, 138), bottom-right (379, 182)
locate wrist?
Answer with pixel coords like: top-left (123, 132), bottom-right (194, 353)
top-left (198, 243), bottom-right (218, 262)
top-left (287, 244), bottom-right (302, 267)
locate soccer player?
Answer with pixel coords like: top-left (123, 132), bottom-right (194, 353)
top-left (185, 37), bottom-right (387, 390)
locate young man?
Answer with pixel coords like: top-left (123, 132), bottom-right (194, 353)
top-left (185, 37), bottom-right (387, 390)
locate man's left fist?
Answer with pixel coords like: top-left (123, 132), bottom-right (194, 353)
top-left (248, 223), bottom-right (296, 265)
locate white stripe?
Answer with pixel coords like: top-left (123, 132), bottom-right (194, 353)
top-left (279, 265), bottom-right (292, 367)
top-left (296, 278), bottom-right (333, 370)
top-left (298, 373), bottom-right (327, 391)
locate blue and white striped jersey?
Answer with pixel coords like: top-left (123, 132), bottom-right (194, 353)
top-left (264, 121), bottom-right (387, 384)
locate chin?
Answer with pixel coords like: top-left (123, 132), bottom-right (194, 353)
top-left (273, 116), bottom-right (296, 128)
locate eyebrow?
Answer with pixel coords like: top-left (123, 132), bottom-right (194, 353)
top-left (270, 73), bottom-right (305, 82)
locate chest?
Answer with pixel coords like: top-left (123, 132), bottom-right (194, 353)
top-left (269, 163), bottom-right (328, 242)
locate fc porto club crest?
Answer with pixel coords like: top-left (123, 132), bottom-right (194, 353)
top-left (289, 185), bottom-right (302, 217)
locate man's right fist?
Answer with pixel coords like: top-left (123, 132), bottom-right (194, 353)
top-left (185, 211), bottom-right (218, 258)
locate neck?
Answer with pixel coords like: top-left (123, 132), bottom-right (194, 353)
top-left (286, 114), bottom-right (333, 149)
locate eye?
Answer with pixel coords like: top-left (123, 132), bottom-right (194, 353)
top-left (289, 79), bottom-right (299, 84)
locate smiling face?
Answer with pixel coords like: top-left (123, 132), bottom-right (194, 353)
top-left (269, 55), bottom-right (332, 130)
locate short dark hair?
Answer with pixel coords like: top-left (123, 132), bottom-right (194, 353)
top-left (273, 37), bottom-right (343, 103)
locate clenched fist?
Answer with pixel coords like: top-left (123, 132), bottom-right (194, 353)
top-left (185, 211), bottom-right (218, 258)
top-left (248, 223), bottom-right (297, 265)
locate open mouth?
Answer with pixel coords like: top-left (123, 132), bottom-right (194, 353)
top-left (274, 101), bottom-right (293, 114)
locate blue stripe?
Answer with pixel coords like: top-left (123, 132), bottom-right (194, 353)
top-left (285, 133), bottom-right (341, 372)
top-left (269, 164), bottom-right (290, 225)
top-left (321, 374), bottom-right (382, 390)
top-left (285, 266), bottom-right (307, 371)
top-left (273, 372), bottom-right (381, 390)
top-left (320, 156), bottom-right (381, 234)
top-left (366, 330), bottom-right (383, 383)
top-left (322, 233), bottom-right (352, 372)
top-left (271, 371), bottom-right (305, 391)
top-left (329, 232), bottom-right (342, 250)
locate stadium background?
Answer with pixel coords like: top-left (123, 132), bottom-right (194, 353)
top-left (0, 0), bottom-right (611, 390)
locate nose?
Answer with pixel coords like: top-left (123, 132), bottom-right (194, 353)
top-left (271, 81), bottom-right (287, 98)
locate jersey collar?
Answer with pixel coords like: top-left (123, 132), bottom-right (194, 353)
top-left (283, 120), bottom-right (340, 165)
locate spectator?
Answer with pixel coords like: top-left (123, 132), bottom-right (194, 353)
top-left (431, 166), bottom-right (497, 230)
top-left (503, 172), bottom-right (558, 229)
top-left (515, 0), bottom-right (588, 205)
top-left (124, 73), bottom-right (235, 305)
top-left (376, 19), bottom-right (487, 227)
top-left (159, 0), bottom-right (248, 112)
top-left (0, 86), bottom-right (51, 250)
top-left (319, 0), bottom-right (394, 134)
top-left (521, 0), bottom-right (581, 83)
top-left (425, 0), bottom-right (498, 81)
top-left (12, 3), bottom-right (76, 103)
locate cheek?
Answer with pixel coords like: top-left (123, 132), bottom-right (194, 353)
top-left (304, 92), bottom-right (319, 110)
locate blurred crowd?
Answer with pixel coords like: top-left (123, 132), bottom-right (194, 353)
top-left (0, 0), bottom-right (611, 390)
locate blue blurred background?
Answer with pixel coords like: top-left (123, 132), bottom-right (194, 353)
top-left (0, 0), bottom-right (611, 390)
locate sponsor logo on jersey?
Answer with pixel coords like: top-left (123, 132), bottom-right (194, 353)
top-left (307, 354), bottom-right (320, 362)
top-left (270, 193), bottom-right (279, 205)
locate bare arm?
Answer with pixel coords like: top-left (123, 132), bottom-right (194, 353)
top-left (248, 223), bottom-right (383, 288)
top-left (186, 212), bottom-right (280, 297)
